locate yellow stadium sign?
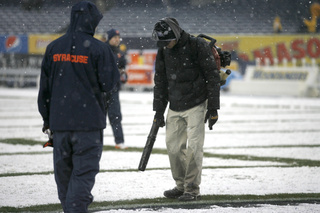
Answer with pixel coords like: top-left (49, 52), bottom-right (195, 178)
top-left (29, 34), bottom-right (103, 54)
top-left (208, 34), bottom-right (320, 63)
top-left (29, 34), bottom-right (62, 54)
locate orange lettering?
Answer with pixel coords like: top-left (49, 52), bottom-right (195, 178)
top-left (52, 54), bottom-right (88, 64)
top-left (83, 56), bottom-right (88, 64)
top-left (71, 55), bottom-right (77, 63)
top-left (79, 56), bottom-right (83, 63)
top-left (53, 54), bottom-right (58, 62)
top-left (66, 54), bottom-right (71, 62)
top-left (61, 54), bottom-right (66, 61)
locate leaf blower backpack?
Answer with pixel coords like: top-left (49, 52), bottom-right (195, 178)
top-left (197, 34), bottom-right (232, 85)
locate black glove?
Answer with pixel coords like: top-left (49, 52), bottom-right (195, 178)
top-left (120, 71), bottom-right (128, 84)
top-left (154, 112), bottom-right (165, 127)
top-left (42, 123), bottom-right (53, 148)
top-left (42, 123), bottom-right (49, 133)
top-left (204, 109), bottom-right (218, 130)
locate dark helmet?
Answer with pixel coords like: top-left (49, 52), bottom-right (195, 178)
top-left (152, 20), bottom-right (176, 48)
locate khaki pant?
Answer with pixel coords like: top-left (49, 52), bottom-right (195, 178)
top-left (165, 101), bottom-right (206, 195)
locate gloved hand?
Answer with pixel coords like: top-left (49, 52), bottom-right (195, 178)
top-left (154, 112), bottom-right (165, 127)
top-left (42, 123), bottom-right (49, 134)
top-left (42, 123), bottom-right (53, 148)
top-left (120, 71), bottom-right (128, 84)
top-left (204, 109), bottom-right (218, 130)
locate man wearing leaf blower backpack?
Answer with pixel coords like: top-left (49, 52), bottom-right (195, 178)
top-left (152, 17), bottom-right (221, 201)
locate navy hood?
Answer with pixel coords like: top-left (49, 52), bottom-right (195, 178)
top-left (68, 1), bottom-right (103, 36)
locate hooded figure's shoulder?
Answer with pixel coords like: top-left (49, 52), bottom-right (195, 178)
top-left (85, 37), bottom-right (113, 57)
top-left (89, 36), bottom-right (109, 48)
top-left (43, 34), bottom-right (69, 54)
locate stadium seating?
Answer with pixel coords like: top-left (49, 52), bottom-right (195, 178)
top-left (0, 0), bottom-right (311, 36)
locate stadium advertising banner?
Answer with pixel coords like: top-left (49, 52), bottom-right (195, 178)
top-left (211, 34), bottom-right (320, 64)
top-left (229, 65), bottom-right (319, 97)
top-left (0, 35), bottom-right (28, 53)
top-left (28, 34), bottom-right (104, 54)
top-left (28, 34), bottom-right (62, 54)
top-left (24, 34), bottom-right (320, 64)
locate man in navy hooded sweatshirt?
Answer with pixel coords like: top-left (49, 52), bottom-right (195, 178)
top-left (38, 1), bottom-right (119, 212)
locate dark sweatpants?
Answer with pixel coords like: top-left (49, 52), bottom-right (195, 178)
top-left (53, 130), bottom-right (103, 213)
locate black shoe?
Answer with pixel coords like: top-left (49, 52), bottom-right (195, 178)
top-left (178, 193), bottom-right (201, 201)
top-left (164, 188), bottom-right (184, 199)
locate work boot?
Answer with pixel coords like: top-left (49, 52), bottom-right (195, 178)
top-left (163, 187), bottom-right (184, 199)
top-left (178, 193), bottom-right (201, 201)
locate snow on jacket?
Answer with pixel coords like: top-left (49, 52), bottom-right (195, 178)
top-left (38, 1), bottom-right (120, 131)
top-left (153, 30), bottom-right (220, 113)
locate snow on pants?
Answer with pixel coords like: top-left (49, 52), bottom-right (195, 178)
top-left (53, 130), bottom-right (103, 213)
top-left (165, 101), bottom-right (206, 195)
top-left (107, 84), bottom-right (124, 144)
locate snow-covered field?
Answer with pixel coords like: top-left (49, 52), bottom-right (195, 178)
top-left (0, 88), bottom-right (320, 212)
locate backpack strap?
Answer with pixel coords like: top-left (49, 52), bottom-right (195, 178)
top-left (196, 34), bottom-right (221, 70)
top-left (188, 35), bottom-right (200, 63)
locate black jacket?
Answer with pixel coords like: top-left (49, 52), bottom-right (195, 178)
top-left (107, 44), bottom-right (127, 70)
top-left (38, 1), bottom-right (120, 131)
top-left (153, 31), bottom-right (220, 113)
